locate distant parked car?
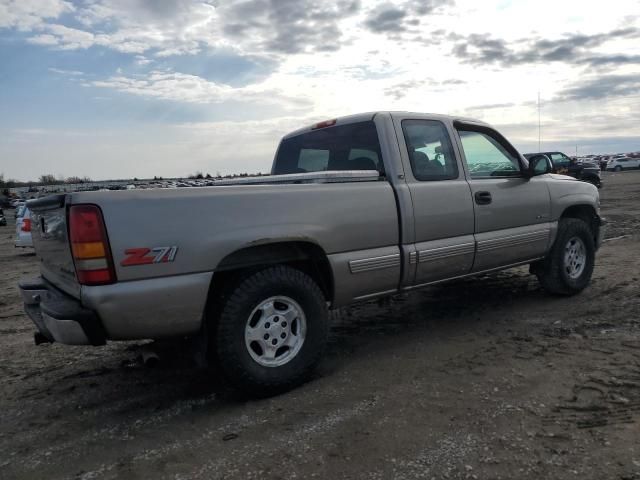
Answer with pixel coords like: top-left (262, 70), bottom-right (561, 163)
top-left (524, 151), bottom-right (601, 188)
top-left (15, 206), bottom-right (33, 248)
top-left (0, 208), bottom-right (7, 227)
top-left (606, 157), bottom-right (640, 172)
top-left (15, 203), bottom-right (26, 219)
top-left (599, 157), bottom-right (611, 170)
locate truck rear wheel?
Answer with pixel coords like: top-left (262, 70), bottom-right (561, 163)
top-left (536, 218), bottom-right (595, 295)
top-left (214, 266), bottom-right (329, 397)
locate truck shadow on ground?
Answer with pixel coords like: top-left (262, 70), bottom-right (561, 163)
top-left (11, 269), bottom-right (553, 422)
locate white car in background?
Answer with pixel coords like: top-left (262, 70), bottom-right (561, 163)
top-left (15, 206), bottom-right (33, 248)
top-left (606, 157), bottom-right (640, 171)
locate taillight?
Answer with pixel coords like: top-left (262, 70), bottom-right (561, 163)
top-left (311, 119), bottom-right (337, 130)
top-left (21, 218), bottom-right (31, 232)
top-left (68, 205), bottom-right (116, 285)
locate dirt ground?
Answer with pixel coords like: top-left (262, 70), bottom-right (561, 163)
top-left (1, 171), bottom-right (639, 480)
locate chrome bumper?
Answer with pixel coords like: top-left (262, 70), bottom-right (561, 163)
top-left (19, 277), bottom-right (106, 346)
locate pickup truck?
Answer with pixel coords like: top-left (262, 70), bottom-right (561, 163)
top-left (524, 151), bottom-right (602, 188)
top-left (20, 112), bottom-right (605, 396)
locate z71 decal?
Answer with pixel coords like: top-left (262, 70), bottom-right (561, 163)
top-left (121, 246), bottom-right (178, 266)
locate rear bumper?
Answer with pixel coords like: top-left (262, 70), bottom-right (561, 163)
top-left (19, 277), bottom-right (106, 346)
top-left (15, 235), bottom-right (33, 248)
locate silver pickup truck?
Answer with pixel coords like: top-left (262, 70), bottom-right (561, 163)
top-left (20, 112), bottom-right (605, 396)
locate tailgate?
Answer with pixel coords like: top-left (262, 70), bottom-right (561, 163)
top-left (27, 195), bottom-right (80, 299)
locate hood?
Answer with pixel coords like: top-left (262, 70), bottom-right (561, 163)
top-left (548, 173), bottom-right (576, 181)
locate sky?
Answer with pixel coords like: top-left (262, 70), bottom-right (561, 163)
top-left (0, 0), bottom-right (639, 181)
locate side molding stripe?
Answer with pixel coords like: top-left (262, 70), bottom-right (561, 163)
top-left (418, 242), bottom-right (475, 263)
top-left (349, 254), bottom-right (401, 274)
top-left (477, 229), bottom-right (549, 253)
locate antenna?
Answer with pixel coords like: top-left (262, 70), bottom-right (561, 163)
top-left (538, 91), bottom-right (541, 152)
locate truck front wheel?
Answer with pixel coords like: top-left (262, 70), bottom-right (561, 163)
top-left (536, 218), bottom-right (595, 295)
top-left (214, 266), bottom-right (329, 397)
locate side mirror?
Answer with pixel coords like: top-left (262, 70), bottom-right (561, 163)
top-left (526, 154), bottom-right (552, 177)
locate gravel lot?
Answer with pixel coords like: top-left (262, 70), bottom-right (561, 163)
top-left (1, 171), bottom-right (639, 480)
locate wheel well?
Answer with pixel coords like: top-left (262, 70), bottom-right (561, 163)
top-left (560, 204), bottom-right (600, 242)
top-left (207, 242), bottom-right (334, 307)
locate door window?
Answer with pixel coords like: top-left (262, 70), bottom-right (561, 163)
top-left (458, 130), bottom-right (521, 178)
top-left (401, 120), bottom-right (458, 181)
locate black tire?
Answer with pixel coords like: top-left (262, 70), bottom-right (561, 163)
top-left (536, 218), bottom-right (595, 295)
top-left (214, 266), bottom-right (328, 397)
top-left (614, 165), bottom-right (622, 172)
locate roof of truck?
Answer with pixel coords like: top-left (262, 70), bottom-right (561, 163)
top-left (282, 111), bottom-right (490, 140)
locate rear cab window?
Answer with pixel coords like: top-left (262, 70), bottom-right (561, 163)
top-left (401, 119), bottom-right (458, 181)
top-left (273, 121), bottom-right (383, 175)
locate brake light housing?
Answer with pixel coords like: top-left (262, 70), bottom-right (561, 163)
top-left (68, 204), bottom-right (116, 285)
top-left (311, 119), bottom-right (337, 130)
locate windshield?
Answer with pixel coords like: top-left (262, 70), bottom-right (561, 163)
top-left (272, 121), bottom-right (383, 175)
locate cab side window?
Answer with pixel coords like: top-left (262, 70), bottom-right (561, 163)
top-left (401, 120), bottom-right (458, 181)
top-left (458, 130), bottom-right (521, 178)
top-left (550, 153), bottom-right (569, 169)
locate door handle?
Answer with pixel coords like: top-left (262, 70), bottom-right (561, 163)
top-left (474, 191), bottom-right (492, 205)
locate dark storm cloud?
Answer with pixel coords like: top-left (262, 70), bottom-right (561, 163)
top-left (363, 0), bottom-right (454, 36)
top-left (222, 0), bottom-right (361, 54)
top-left (451, 28), bottom-right (640, 69)
top-left (557, 74), bottom-right (640, 101)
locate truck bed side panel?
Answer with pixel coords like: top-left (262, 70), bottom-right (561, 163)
top-left (69, 182), bottom-right (399, 283)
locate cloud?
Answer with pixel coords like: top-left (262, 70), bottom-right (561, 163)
top-left (48, 67), bottom-right (84, 76)
top-left (365, 5), bottom-right (407, 32)
top-left (89, 70), bottom-right (311, 109)
top-left (466, 102), bottom-right (516, 111)
top-left (8, 0), bottom-right (366, 59)
top-left (578, 54), bottom-right (640, 67)
top-left (0, 0), bottom-right (73, 30)
top-left (26, 33), bottom-right (58, 46)
top-left (451, 28), bottom-right (640, 70)
top-left (363, 0), bottom-right (454, 36)
top-left (221, 0), bottom-right (361, 54)
top-left (557, 74), bottom-right (640, 101)
top-left (35, 23), bottom-right (95, 49)
top-left (384, 77), bottom-right (466, 100)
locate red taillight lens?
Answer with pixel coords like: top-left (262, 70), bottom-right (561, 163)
top-left (311, 119), bottom-right (337, 130)
top-left (21, 218), bottom-right (31, 232)
top-left (68, 205), bottom-right (116, 285)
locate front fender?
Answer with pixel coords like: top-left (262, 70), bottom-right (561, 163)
top-left (547, 181), bottom-right (599, 221)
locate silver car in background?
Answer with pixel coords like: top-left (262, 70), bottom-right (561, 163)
top-left (15, 206), bottom-right (33, 248)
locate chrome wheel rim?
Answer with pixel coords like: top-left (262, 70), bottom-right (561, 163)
top-left (244, 296), bottom-right (307, 367)
top-left (564, 236), bottom-right (586, 280)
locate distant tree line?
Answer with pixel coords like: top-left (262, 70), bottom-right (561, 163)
top-left (1, 169), bottom-right (270, 196)
top-left (1, 172), bottom-right (93, 189)
top-left (186, 171), bottom-right (269, 180)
